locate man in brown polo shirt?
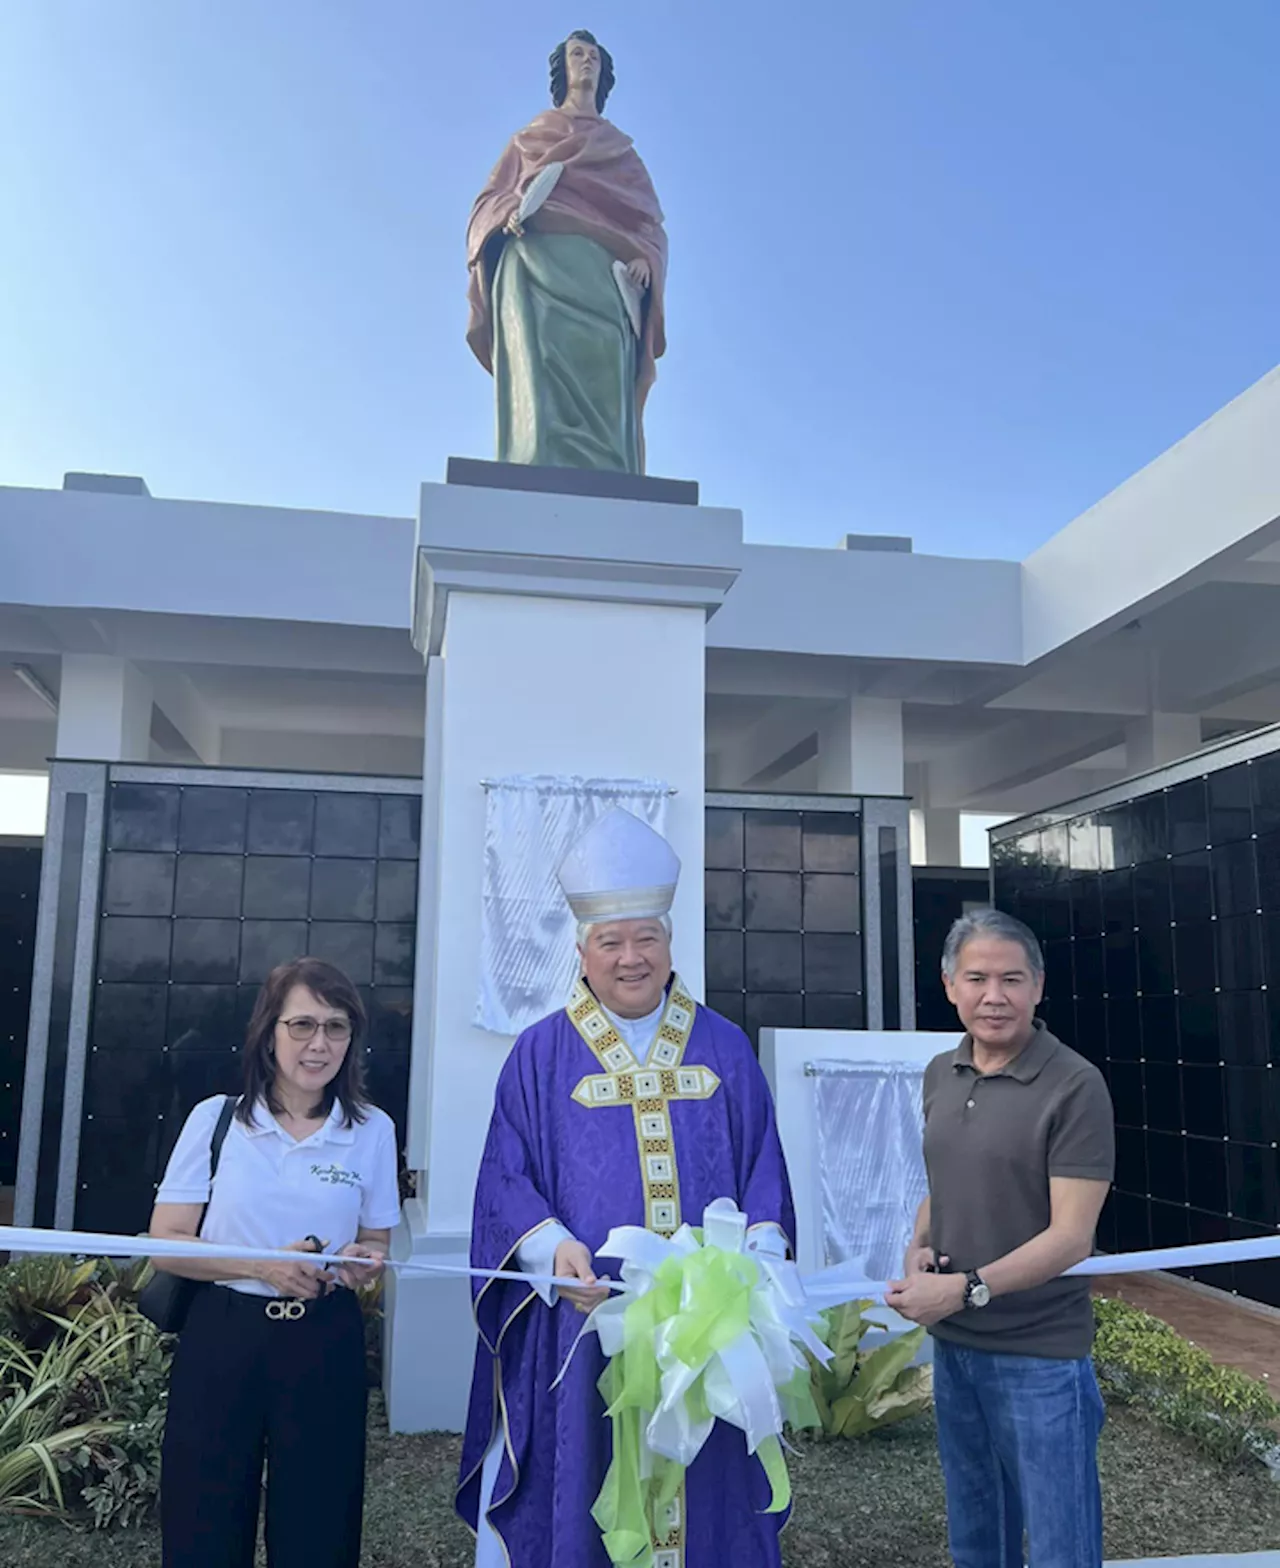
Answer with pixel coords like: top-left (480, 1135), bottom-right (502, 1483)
top-left (887, 908), bottom-right (1114, 1568)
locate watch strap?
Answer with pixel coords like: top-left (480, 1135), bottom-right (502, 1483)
top-left (963, 1269), bottom-right (988, 1307)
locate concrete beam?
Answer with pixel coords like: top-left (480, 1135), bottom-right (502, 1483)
top-left (708, 700), bottom-right (826, 791)
top-left (217, 728), bottom-right (424, 776)
top-left (928, 712), bottom-right (1127, 808)
top-left (0, 485), bottom-right (415, 631)
top-left (1155, 586), bottom-right (1280, 710)
top-left (816, 697), bottom-right (904, 796)
top-left (0, 719), bottom-right (57, 772)
top-left (147, 670), bottom-right (222, 765)
top-left (959, 766), bottom-right (1129, 819)
top-left (920, 807), bottom-right (962, 867)
top-left (1126, 713), bottom-right (1202, 773)
top-left (17, 608), bottom-right (422, 678)
top-left (709, 544), bottom-right (1024, 666)
top-left (1022, 363), bottom-right (1280, 664)
top-left (704, 649), bottom-right (860, 701)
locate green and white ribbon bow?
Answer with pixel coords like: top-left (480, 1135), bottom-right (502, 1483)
top-left (573, 1198), bottom-right (835, 1566)
top-left (568, 1196), bottom-right (1280, 1566)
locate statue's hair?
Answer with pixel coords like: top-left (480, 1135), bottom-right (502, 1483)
top-left (549, 29), bottom-right (615, 113)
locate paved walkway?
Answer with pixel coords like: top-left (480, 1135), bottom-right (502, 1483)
top-left (1095, 1273), bottom-right (1280, 1386)
top-left (1110, 1557), bottom-right (1280, 1567)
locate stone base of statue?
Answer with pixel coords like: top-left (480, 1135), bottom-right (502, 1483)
top-left (446, 455), bottom-right (698, 508)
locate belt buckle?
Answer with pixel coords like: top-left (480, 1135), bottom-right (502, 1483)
top-left (266, 1299), bottom-right (307, 1322)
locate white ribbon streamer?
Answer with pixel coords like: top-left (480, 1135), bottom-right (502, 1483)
top-left (1, 1218), bottom-right (1276, 1307)
top-left (563, 1197), bottom-right (1280, 1477)
top-left (0, 1226), bottom-right (598, 1294)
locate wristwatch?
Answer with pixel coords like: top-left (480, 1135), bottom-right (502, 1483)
top-left (963, 1270), bottom-right (991, 1309)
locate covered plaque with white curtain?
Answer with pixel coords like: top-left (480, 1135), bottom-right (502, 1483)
top-left (810, 1059), bottom-right (929, 1278)
top-left (474, 775), bottom-right (670, 1034)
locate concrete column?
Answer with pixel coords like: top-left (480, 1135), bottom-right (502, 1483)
top-left (817, 696), bottom-right (904, 796)
top-left (1126, 712), bottom-right (1201, 774)
top-left (56, 655), bottom-right (153, 761)
top-left (384, 478), bottom-right (742, 1436)
top-left (921, 806), bottom-right (963, 867)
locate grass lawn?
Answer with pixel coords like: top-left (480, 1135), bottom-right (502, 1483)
top-left (1, 1400), bottom-right (1277, 1565)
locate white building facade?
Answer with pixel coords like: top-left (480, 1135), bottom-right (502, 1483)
top-left (2, 361), bottom-right (1278, 1427)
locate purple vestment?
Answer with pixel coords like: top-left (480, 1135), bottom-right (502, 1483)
top-left (457, 986), bottom-right (795, 1568)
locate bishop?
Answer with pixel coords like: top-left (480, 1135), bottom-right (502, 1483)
top-left (458, 808), bottom-right (795, 1567)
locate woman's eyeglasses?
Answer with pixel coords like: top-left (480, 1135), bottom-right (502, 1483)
top-left (278, 1016), bottom-right (353, 1044)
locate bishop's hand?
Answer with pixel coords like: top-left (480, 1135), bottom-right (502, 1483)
top-left (554, 1238), bottom-right (611, 1315)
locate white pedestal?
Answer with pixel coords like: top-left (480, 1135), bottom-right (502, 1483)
top-left (385, 478), bottom-right (742, 1431)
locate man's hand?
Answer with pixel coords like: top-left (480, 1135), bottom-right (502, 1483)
top-left (504, 210), bottom-right (525, 238)
top-left (885, 1270), bottom-right (967, 1326)
top-left (903, 1244), bottom-right (947, 1275)
top-left (255, 1237), bottom-right (333, 1300)
top-left (554, 1239), bottom-right (611, 1315)
top-left (625, 257), bottom-right (651, 290)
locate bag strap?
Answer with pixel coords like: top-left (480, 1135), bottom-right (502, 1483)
top-left (209, 1094), bottom-right (237, 1179)
top-left (195, 1095), bottom-right (238, 1239)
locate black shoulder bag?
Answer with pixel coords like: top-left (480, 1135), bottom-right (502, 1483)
top-left (138, 1095), bottom-right (238, 1334)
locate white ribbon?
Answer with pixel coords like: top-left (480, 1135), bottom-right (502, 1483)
top-left (800, 1231), bottom-right (1280, 1305)
top-left (2, 1215), bottom-right (1276, 1319)
top-left (565, 1197), bottom-right (1280, 1478)
top-left (0, 1225), bottom-right (599, 1294)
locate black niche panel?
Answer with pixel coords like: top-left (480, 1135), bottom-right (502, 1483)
top-left (0, 843), bottom-right (42, 1184)
top-left (81, 780), bottom-right (419, 1234)
top-left (993, 751), bottom-right (1280, 1309)
top-left (705, 804), bottom-right (863, 1049)
top-left (911, 869), bottom-right (990, 1031)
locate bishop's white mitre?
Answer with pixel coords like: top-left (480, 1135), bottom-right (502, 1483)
top-left (556, 807), bottom-right (680, 924)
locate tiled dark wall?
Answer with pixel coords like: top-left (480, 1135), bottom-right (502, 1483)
top-left (704, 806), bottom-right (864, 1047)
top-left (79, 782), bottom-right (418, 1232)
top-left (0, 842), bottom-right (41, 1185)
top-left (913, 869), bottom-right (989, 1032)
top-left (992, 752), bottom-right (1280, 1308)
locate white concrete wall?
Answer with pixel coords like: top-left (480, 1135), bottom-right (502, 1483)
top-left (0, 484), bottom-right (1027, 668)
top-left (709, 544), bottom-right (1024, 666)
top-left (0, 486), bottom-right (414, 630)
top-left (816, 696), bottom-right (906, 796)
top-left (1022, 362), bottom-right (1280, 662)
top-left (55, 655), bottom-right (153, 761)
top-left (420, 590), bottom-right (708, 1238)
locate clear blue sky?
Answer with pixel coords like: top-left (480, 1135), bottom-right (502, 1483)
top-left (1, 1), bottom-right (1276, 557)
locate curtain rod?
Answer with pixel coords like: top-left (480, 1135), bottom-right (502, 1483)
top-left (479, 779), bottom-right (678, 795)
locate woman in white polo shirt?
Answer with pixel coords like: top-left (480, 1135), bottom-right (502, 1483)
top-left (149, 956), bottom-right (401, 1568)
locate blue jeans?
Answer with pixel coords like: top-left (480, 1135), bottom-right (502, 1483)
top-left (932, 1339), bottom-right (1104, 1568)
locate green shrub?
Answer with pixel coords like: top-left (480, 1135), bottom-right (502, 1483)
top-left (807, 1300), bottom-right (933, 1439)
top-left (0, 1258), bottom-right (100, 1352)
top-left (0, 1252), bottom-right (390, 1529)
top-left (53, 1293), bottom-right (171, 1530)
top-left (0, 1308), bottom-right (138, 1515)
top-left (1093, 1295), bottom-right (1280, 1466)
top-left (0, 1258), bottom-right (169, 1526)
top-left (358, 1279), bottom-right (384, 1388)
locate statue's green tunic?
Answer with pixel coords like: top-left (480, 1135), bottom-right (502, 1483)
top-left (466, 109), bottom-right (667, 475)
top-left (493, 233), bottom-right (638, 471)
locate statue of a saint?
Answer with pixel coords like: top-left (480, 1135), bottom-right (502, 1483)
top-left (466, 30), bottom-right (667, 474)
